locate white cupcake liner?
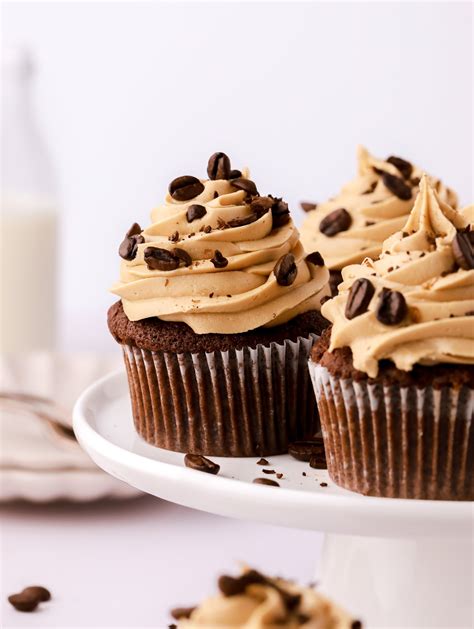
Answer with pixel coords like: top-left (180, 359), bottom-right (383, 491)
top-left (309, 362), bottom-right (474, 500)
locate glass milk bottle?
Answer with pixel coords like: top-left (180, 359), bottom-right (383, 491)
top-left (1, 48), bottom-right (58, 352)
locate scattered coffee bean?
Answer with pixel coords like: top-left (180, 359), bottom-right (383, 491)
top-left (171, 606), bottom-right (196, 620)
top-left (276, 473), bottom-right (283, 479)
top-left (452, 231), bottom-right (474, 270)
top-left (184, 453), bottom-right (220, 475)
top-left (211, 250), bottom-right (228, 268)
top-left (387, 155), bottom-right (413, 180)
top-left (231, 177), bottom-right (259, 196)
top-left (305, 251), bottom-right (325, 266)
top-left (169, 175), bottom-right (204, 201)
top-left (186, 204), bottom-right (207, 222)
top-left (8, 593), bottom-right (39, 613)
top-left (119, 223), bottom-right (144, 260)
top-left (319, 208), bottom-right (352, 237)
top-left (351, 621), bottom-right (363, 629)
top-left (207, 152), bottom-right (231, 180)
top-left (253, 478), bottom-right (280, 487)
top-left (257, 458), bottom-right (269, 466)
top-left (345, 278), bottom-right (375, 320)
top-left (302, 471), bottom-right (307, 477)
top-left (289, 438), bottom-right (325, 462)
top-left (376, 288), bottom-right (407, 325)
top-left (21, 586), bottom-right (51, 602)
top-left (229, 169), bottom-right (242, 179)
top-left (274, 253), bottom-right (297, 286)
top-left (320, 482), bottom-right (328, 487)
top-left (144, 247), bottom-right (180, 271)
top-left (300, 202), bottom-right (317, 212)
top-left (172, 248), bottom-right (192, 267)
top-left (262, 469), bottom-right (276, 474)
top-left (381, 172), bottom-right (412, 200)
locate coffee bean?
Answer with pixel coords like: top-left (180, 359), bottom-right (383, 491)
top-left (262, 469), bottom-right (276, 474)
top-left (119, 223), bottom-right (144, 260)
top-left (270, 197), bottom-right (290, 227)
top-left (452, 232), bottom-right (474, 270)
top-left (184, 453), bottom-right (220, 474)
top-left (288, 438), bottom-right (325, 462)
top-left (319, 208), bottom-right (352, 237)
top-left (257, 458), bottom-right (269, 466)
top-left (305, 251), bottom-right (325, 267)
top-left (320, 482), bottom-right (328, 487)
top-left (345, 278), bottom-right (375, 320)
top-left (207, 152), bottom-right (231, 180)
top-left (309, 454), bottom-right (327, 469)
top-left (21, 586), bottom-right (51, 602)
top-left (186, 204), bottom-right (207, 222)
top-left (381, 172), bottom-right (412, 200)
top-left (274, 253), bottom-right (297, 286)
top-left (376, 288), bottom-right (407, 325)
top-left (231, 177), bottom-right (259, 196)
top-left (387, 155), bottom-right (413, 180)
top-left (171, 606), bottom-right (196, 620)
top-left (169, 176), bottom-right (204, 201)
top-left (300, 202), bottom-right (317, 212)
top-left (144, 247), bottom-right (180, 271)
top-left (253, 478), bottom-right (280, 487)
top-left (8, 593), bottom-right (39, 613)
top-left (229, 169), bottom-right (242, 179)
top-left (172, 248), bottom-right (192, 267)
top-left (211, 250), bottom-right (228, 268)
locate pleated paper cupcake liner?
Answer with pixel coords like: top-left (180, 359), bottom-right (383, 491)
top-left (122, 334), bottom-right (319, 457)
top-left (309, 362), bottom-right (474, 500)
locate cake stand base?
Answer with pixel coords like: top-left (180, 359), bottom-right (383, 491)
top-left (73, 371), bottom-right (474, 629)
top-left (319, 534), bottom-right (473, 628)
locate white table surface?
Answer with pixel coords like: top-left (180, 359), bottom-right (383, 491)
top-left (1, 495), bottom-right (323, 629)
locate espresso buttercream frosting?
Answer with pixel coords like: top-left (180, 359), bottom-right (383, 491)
top-left (173, 568), bottom-right (358, 628)
top-left (112, 156), bottom-right (330, 334)
top-left (321, 175), bottom-right (474, 377)
top-left (301, 146), bottom-right (458, 270)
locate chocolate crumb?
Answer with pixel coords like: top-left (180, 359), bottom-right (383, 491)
top-left (276, 473), bottom-right (283, 479)
top-left (320, 482), bottom-right (328, 487)
top-left (209, 292), bottom-right (214, 298)
top-left (171, 607), bottom-right (196, 620)
top-left (184, 454), bottom-right (220, 475)
top-left (257, 458), bottom-right (269, 466)
top-left (302, 472), bottom-right (307, 477)
top-left (300, 201), bottom-right (317, 212)
top-left (262, 469), bottom-right (276, 474)
top-left (211, 250), bottom-right (228, 268)
top-left (169, 231), bottom-right (179, 243)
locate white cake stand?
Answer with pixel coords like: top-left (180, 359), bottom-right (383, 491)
top-left (73, 371), bottom-right (473, 629)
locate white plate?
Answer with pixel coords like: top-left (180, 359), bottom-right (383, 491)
top-left (73, 370), bottom-right (472, 539)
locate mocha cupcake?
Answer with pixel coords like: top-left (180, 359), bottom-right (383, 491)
top-left (309, 175), bottom-right (473, 500)
top-left (300, 146), bottom-right (458, 295)
top-left (108, 153), bottom-right (331, 456)
top-left (171, 566), bottom-right (361, 628)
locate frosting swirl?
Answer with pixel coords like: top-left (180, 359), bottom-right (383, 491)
top-left (301, 146), bottom-right (458, 270)
top-left (175, 568), bottom-right (357, 628)
top-left (112, 161), bottom-right (330, 334)
top-left (322, 175), bottom-right (474, 377)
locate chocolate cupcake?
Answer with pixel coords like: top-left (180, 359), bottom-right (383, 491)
top-left (300, 146), bottom-right (458, 295)
top-left (109, 153), bottom-right (331, 456)
top-left (171, 566), bottom-right (360, 628)
top-left (309, 175), bottom-right (473, 500)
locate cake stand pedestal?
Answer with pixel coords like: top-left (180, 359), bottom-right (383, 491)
top-left (73, 371), bottom-right (473, 629)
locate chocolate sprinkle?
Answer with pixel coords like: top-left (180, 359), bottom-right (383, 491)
top-left (184, 453), bottom-right (220, 475)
